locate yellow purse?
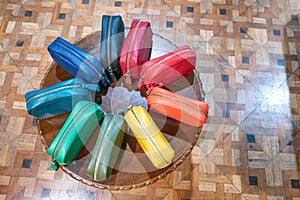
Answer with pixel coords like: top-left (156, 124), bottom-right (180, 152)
top-left (124, 106), bottom-right (174, 169)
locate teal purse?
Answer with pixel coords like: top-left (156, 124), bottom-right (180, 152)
top-left (25, 78), bottom-right (99, 119)
top-left (86, 112), bottom-right (125, 181)
top-left (47, 100), bottom-right (104, 170)
top-left (100, 15), bottom-right (125, 82)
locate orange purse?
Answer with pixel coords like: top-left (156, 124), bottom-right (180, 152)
top-left (147, 87), bottom-right (209, 127)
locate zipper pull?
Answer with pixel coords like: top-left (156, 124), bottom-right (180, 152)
top-left (127, 105), bottom-right (133, 112)
top-left (125, 71), bottom-right (132, 85)
top-left (145, 88), bottom-right (151, 96)
top-left (106, 66), bottom-right (117, 82)
top-left (116, 108), bottom-right (125, 116)
top-left (146, 83), bottom-right (163, 95)
top-left (51, 160), bottom-right (60, 171)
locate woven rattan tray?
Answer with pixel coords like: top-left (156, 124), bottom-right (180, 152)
top-left (37, 31), bottom-right (205, 190)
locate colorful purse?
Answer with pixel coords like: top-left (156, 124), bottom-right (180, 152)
top-left (137, 45), bottom-right (196, 90)
top-left (124, 106), bottom-right (174, 169)
top-left (86, 112), bottom-right (125, 181)
top-left (47, 100), bottom-right (104, 171)
top-left (119, 20), bottom-right (153, 84)
top-left (48, 37), bottom-right (110, 86)
top-left (147, 87), bottom-right (209, 127)
top-left (100, 15), bottom-right (125, 82)
top-left (25, 78), bottom-right (99, 119)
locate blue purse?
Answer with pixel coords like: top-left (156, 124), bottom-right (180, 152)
top-left (48, 37), bottom-right (110, 86)
top-left (100, 15), bottom-right (125, 82)
top-left (25, 78), bottom-right (99, 119)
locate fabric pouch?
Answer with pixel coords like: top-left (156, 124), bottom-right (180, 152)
top-left (124, 106), bottom-right (174, 169)
top-left (48, 37), bottom-right (110, 86)
top-left (137, 45), bottom-right (196, 90)
top-left (25, 78), bottom-right (99, 119)
top-left (47, 100), bottom-right (104, 171)
top-left (119, 20), bottom-right (153, 84)
top-left (100, 15), bottom-right (125, 82)
top-left (86, 112), bottom-right (125, 181)
top-left (147, 87), bottom-right (209, 127)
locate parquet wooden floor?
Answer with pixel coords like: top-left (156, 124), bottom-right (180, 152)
top-left (0, 0), bottom-right (300, 199)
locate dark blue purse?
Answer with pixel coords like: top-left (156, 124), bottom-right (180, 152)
top-left (48, 37), bottom-right (110, 87)
top-left (25, 78), bottom-right (99, 119)
top-left (100, 15), bottom-right (125, 82)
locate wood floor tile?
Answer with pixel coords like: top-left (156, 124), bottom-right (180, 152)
top-left (0, 0), bottom-right (299, 199)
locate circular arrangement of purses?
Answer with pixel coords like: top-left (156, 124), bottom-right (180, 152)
top-left (25, 15), bottom-right (209, 190)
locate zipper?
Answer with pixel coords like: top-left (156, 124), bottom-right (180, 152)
top-left (26, 84), bottom-right (83, 104)
top-left (55, 40), bottom-right (102, 80)
top-left (140, 49), bottom-right (192, 81)
top-left (126, 21), bottom-right (142, 75)
top-left (53, 102), bottom-right (95, 163)
top-left (149, 92), bottom-right (208, 116)
top-left (107, 16), bottom-right (113, 70)
top-left (129, 106), bottom-right (170, 166)
top-left (93, 114), bottom-right (117, 180)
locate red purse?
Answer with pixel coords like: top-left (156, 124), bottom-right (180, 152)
top-left (147, 87), bottom-right (209, 127)
top-left (137, 45), bottom-right (196, 90)
top-left (119, 20), bottom-right (153, 84)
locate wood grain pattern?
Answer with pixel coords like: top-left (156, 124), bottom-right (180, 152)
top-left (0, 0), bottom-right (299, 199)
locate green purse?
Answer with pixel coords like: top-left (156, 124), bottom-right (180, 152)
top-left (47, 100), bottom-right (104, 171)
top-left (86, 112), bottom-right (125, 181)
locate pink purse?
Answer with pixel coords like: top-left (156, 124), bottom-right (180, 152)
top-left (137, 45), bottom-right (196, 90)
top-left (119, 20), bottom-right (153, 84)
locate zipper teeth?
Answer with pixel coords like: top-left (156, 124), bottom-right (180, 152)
top-left (26, 84), bottom-right (83, 104)
top-left (56, 41), bottom-right (102, 79)
top-left (150, 92), bottom-right (208, 116)
top-left (53, 103), bottom-right (94, 161)
top-left (107, 16), bottom-right (113, 69)
top-left (141, 49), bottom-right (192, 80)
top-left (130, 107), bottom-right (169, 166)
top-left (94, 114), bottom-right (117, 180)
top-left (126, 21), bottom-right (142, 74)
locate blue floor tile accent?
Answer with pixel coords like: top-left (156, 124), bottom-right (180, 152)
top-left (223, 109), bottom-right (230, 118)
top-left (16, 40), bottom-right (24, 46)
top-left (22, 159), bottom-right (32, 168)
top-left (273, 29), bottom-right (281, 36)
top-left (41, 188), bottom-right (51, 198)
top-left (247, 134), bottom-right (256, 143)
top-left (166, 21), bottom-right (173, 28)
top-left (221, 74), bottom-right (229, 82)
top-left (115, 1), bottom-right (122, 7)
top-left (242, 57), bottom-right (250, 64)
top-left (85, 191), bottom-right (95, 200)
top-left (24, 10), bottom-right (32, 17)
top-left (240, 27), bottom-right (247, 33)
top-left (187, 7), bottom-right (194, 13)
top-left (291, 179), bottom-right (300, 188)
top-left (292, 14), bottom-right (299, 21)
top-left (32, 118), bottom-right (38, 126)
top-left (249, 176), bottom-right (258, 185)
top-left (220, 9), bottom-right (226, 15)
top-left (58, 13), bottom-right (66, 19)
top-left (277, 59), bottom-right (285, 66)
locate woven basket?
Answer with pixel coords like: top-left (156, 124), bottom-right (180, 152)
top-left (37, 31), bottom-right (205, 190)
